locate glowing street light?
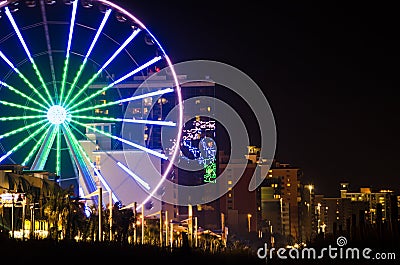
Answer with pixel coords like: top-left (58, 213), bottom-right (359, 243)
top-left (247, 214), bottom-right (252, 233)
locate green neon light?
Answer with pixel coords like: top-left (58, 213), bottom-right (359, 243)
top-left (0, 120), bottom-right (46, 140)
top-left (0, 115), bottom-right (45, 121)
top-left (65, 72), bottom-right (100, 109)
top-left (63, 62), bottom-right (87, 107)
top-left (0, 123), bottom-right (49, 163)
top-left (35, 125), bottom-right (58, 170)
top-left (0, 100), bottom-right (47, 114)
top-left (1, 82), bottom-right (47, 109)
top-left (204, 161), bottom-right (217, 183)
top-left (59, 56), bottom-right (70, 105)
top-left (22, 126), bottom-right (51, 166)
top-left (32, 63), bottom-right (54, 106)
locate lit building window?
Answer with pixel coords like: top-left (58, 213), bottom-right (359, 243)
top-left (143, 97), bottom-right (153, 106)
top-left (95, 156), bottom-right (101, 165)
top-left (228, 180), bottom-right (232, 185)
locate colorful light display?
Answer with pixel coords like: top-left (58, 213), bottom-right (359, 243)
top-left (0, 0), bottom-right (183, 210)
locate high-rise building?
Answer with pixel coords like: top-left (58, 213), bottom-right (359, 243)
top-left (218, 149), bottom-right (260, 236)
top-left (260, 160), bottom-right (303, 241)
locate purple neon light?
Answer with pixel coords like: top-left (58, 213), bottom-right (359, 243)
top-left (70, 87), bottom-right (173, 114)
top-left (108, 56), bottom-right (161, 87)
top-left (84, 9), bottom-right (112, 64)
top-left (0, 51), bottom-right (15, 68)
top-left (97, 28), bottom-right (141, 74)
top-left (68, 56), bottom-right (163, 111)
top-left (66, 0), bottom-right (78, 56)
top-left (4, 7), bottom-right (35, 64)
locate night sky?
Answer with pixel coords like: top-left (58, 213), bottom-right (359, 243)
top-left (116, 0), bottom-right (399, 197)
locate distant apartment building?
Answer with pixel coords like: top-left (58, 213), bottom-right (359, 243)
top-left (319, 182), bottom-right (397, 240)
top-left (260, 159), bottom-right (304, 242)
top-left (340, 182), bottom-right (395, 225)
top-left (218, 148), bottom-right (260, 236)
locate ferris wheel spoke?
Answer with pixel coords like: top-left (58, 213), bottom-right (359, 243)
top-left (69, 56), bottom-right (164, 112)
top-left (0, 81), bottom-right (48, 109)
top-left (0, 119), bottom-right (47, 140)
top-left (0, 122), bottom-right (49, 163)
top-left (21, 125), bottom-right (51, 167)
top-left (70, 87), bottom-right (172, 114)
top-left (4, 7), bottom-right (54, 106)
top-left (117, 162), bottom-right (151, 191)
top-left (59, 0), bottom-right (78, 105)
top-left (67, 123), bottom-right (119, 203)
top-left (65, 28), bottom-right (142, 109)
top-left (30, 124), bottom-right (58, 171)
top-left (70, 119), bottom-right (168, 160)
top-left (0, 100), bottom-right (48, 114)
top-left (73, 115), bottom-right (176, 127)
top-left (68, 121), bottom-right (150, 195)
top-left (0, 51), bottom-right (51, 107)
top-left (63, 8), bottom-right (112, 106)
top-left (39, 0), bottom-right (58, 102)
top-left (0, 115), bottom-right (45, 122)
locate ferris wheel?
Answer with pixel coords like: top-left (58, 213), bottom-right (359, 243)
top-left (0, 0), bottom-right (183, 209)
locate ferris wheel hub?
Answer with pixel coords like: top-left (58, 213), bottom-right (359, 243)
top-left (47, 105), bottom-right (68, 125)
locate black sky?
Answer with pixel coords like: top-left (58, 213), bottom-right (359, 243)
top-left (116, 0), bottom-right (400, 196)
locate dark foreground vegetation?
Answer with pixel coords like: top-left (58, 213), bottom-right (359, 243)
top-left (0, 237), bottom-right (264, 265)
top-left (1, 236), bottom-right (399, 265)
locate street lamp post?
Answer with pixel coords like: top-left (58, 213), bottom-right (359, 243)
top-left (165, 211), bottom-right (168, 247)
top-left (141, 203), bottom-right (144, 244)
top-left (98, 186), bottom-right (102, 242)
top-left (11, 194), bottom-right (14, 239)
top-left (21, 199), bottom-right (26, 241)
top-left (109, 190), bottom-right (112, 241)
top-left (247, 214), bottom-right (252, 233)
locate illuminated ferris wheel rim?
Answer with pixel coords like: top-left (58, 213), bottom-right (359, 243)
top-left (0, 0), bottom-right (184, 211)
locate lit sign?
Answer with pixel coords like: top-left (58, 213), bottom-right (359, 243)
top-left (204, 162), bottom-right (217, 183)
top-left (0, 193), bottom-right (26, 207)
top-left (181, 119), bottom-right (217, 183)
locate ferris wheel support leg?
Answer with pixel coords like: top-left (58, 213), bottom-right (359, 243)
top-left (62, 125), bottom-right (98, 204)
top-left (30, 125), bottom-right (58, 170)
